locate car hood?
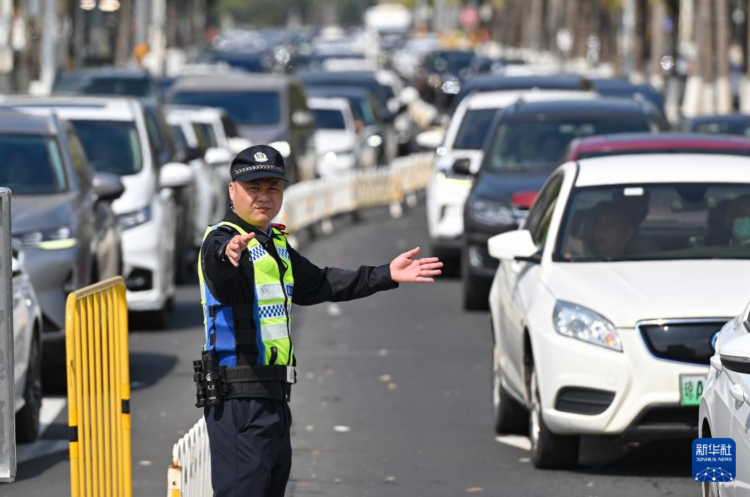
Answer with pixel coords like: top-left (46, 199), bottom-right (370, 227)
top-left (10, 193), bottom-right (76, 234)
top-left (236, 124), bottom-right (287, 144)
top-left (470, 171), bottom-right (548, 203)
top-left (315, 130), bottom-right (356, 153)
top-left (542, 260), bottom-right (750, 327)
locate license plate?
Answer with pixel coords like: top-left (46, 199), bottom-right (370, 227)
top-left (680, 374), bottom-right (706, 406)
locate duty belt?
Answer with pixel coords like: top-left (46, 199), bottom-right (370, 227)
top-left (225, 365), bottom-right (297, 384)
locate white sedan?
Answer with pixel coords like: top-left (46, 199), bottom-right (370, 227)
top-left (701, 299), bottom-right (750, 497)
top-left (488, 154), bottom-right (750, 469)
top-left (425, 90), bottom-right (595, 259)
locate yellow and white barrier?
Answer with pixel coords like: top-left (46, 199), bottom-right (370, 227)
top-left (65, 276), bottom-right (131, 497)
top-left (167, 153), bottom-right (435, 496)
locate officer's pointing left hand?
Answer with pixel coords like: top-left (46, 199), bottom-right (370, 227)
top-left (390, 247), bottom-right (443, 283)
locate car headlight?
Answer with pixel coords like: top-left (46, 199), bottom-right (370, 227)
top-left (367, 135), bottom-right (383, 148)
top-left (269, 140), bottom-right (292, 158)
top-left (118, 205), bottom-right (152, 231)
top-left (469, 199), bottom-right (516, 226)
top-left (15, 226), bottom-right (77, 250)
top-left (553, 300), bottom-right (622, 352)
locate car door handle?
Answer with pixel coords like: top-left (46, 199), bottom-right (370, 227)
top-left (710, 356), bottom-right (723, 372)
top-left (730, 384), bottom-right (746, 404)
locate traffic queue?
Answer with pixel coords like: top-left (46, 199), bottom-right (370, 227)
top-left (4, 23), bottom-right (750, 493)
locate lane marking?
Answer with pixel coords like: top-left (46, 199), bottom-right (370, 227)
top-left (496, 435), bottom-right (531, 451)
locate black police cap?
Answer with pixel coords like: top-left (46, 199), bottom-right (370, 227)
top-left (230, 145), bottom-right (287, 182)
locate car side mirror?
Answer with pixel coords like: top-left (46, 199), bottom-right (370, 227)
top-left (415, 129), bottom-right (444, 150)
top-left (292, 110), bottom-right (315, 128)
top-left (720, 334), bottom-right (750, 375)
top-left (487, 230), bottom-right (539, 263)
top-left (93, 172), bottom-right (125, 202)
top-left (228, 137), bottom-right (253, 155)
top-left (205, 147), bottom-right (233, 166)
top-left (452, 158), bottom-right (473, 176)
top-left (159, 162), bottom-right (194, 189)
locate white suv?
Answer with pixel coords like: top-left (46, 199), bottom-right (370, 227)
top-left (425, 90), bottom-right (595, 259)
top-left (488, 154), bottom-right (750, 469)
top-left (8, 97), bottom-right (193, 325)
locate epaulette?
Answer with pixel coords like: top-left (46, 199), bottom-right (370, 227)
top-left (271, 223), bottom-right (289, 237)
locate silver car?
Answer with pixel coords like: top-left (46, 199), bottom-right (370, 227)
top-left (0, 110), bottom-right (124, 375)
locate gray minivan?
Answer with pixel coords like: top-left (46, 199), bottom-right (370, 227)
top-left (167, 74), bottom-right (317, 183)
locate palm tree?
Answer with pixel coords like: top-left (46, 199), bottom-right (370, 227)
top-left (715, 0), bottom-right (731, 113)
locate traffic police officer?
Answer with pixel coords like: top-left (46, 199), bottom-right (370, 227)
top-left (198, 145), bottom-right (443, 496)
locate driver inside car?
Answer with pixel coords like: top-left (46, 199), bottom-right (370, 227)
top-left (725, 194), bottom-right (750, 246)
top-left (564, 201), bottom-right (638, 260)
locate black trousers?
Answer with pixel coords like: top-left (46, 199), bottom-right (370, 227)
top-left (205, 398), bottom-right (292, 497)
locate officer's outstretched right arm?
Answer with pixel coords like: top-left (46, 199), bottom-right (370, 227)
top-left (202, 227), bottom-right (242, 283)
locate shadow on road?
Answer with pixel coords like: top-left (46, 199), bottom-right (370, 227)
top-left (129, 351), bottom-right (178, 390)
top-left (13, 450), bottom-right (68, 482)
top-left (576, 438), bottom-right (691, 477)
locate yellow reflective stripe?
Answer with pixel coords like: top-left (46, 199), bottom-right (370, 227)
top-left (36, 238), bottom-right (77, 250)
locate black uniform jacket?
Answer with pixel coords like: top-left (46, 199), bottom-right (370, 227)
top-left (201, 207), bottom-right (399, 400)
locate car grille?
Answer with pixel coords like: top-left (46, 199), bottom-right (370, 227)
top-left (638, 319), bottom-right (728, 365)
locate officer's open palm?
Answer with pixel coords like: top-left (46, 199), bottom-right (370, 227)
top-left (390, 247), bottom-right (443, 283)
top-left (225, 233), bottom-right (256, 267)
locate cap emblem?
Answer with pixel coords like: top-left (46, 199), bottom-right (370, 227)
top-left (254, 152), bottom-right (268, 162)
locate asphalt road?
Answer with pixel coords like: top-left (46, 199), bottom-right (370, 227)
top-left (3, 201), bottom-right (698, 496)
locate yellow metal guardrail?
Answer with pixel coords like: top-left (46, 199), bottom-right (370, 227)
top-left (65, 276), bottom-right (132, 497)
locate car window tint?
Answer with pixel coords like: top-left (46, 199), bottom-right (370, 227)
top-left (72, 120), bottom-right (143, 176)
top-left (196, 123), bottom-right (218, 148)
top-left (453, 108), bottom-right (498, 150)
top-left (171, 125), bottom-right (188, 151)
top-left (312, 108), bottom-right (346, 130)
top-left (144, 110), bottom-right (165, 164)
top-left (221, 115), bottom-right (239, 138)
top-left (171, 91), bottom-right (281, 125)
top-left (526, 174), bottom-right (563, 246)
top-left (67, 126), bottom-right (93, 188)
top-left (0, 134), bottom-right (68, 194)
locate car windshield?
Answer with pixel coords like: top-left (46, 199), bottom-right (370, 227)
top-left (485, 118), bottom-right (655, 173)
top-left (577, 148), bottom-right (750, 160)
top-left (453, 108), bottom-right (498, 149)
top-left (170, 91), bottom-right (281, 126)
top-left (691, 120), bottom-right (750, 137)
top-left (0, 135), bottom-right (67, 194)
top-left (57, 76), bottom-right (153, 98)
top-left (347, 96), bottom-right (377, 126)
top-left (428, 52), bottom-right (474, 73)
top-left (556, 183), bottom-right (750, 262)
top-left (313, 108), bottom-right (346, 130)
top-left (170, 125), bottom-right (188, 150)
top-left (71, 120), bottom-right (143, 175)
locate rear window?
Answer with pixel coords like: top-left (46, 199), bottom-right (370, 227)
top-left (691, 121), bottom-right (750, 137)
top-left (0, 135), bottom-right (67, 194)
top-left (170, 91), bottom-right (281, 126)
top-left (55, 76), bottom-right (153, 98)
top-left (312, 108), bottom-right (346, 130)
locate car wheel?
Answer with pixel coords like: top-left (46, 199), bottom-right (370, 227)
top-left (16, 333), bottom-right (43, 444)
top-left (462, 249), bottom-right (487, 310)
top-left (529, 366), bottom-right (579, 469)
top-left (492, 341), bottom-right (527, 435)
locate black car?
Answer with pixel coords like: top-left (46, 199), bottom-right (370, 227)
top-left (415, 50), bottom-right (475, 109)
top-left (461, 98), bottom-right (666, 310)
top-left (591, 78), bottom-right (667, 122)
top-left (52, 67), bottom-right (162, 103)
top-left (452, 74), bottom-right (592, 113)
top-left (681, 114), bottom-right (750, 136)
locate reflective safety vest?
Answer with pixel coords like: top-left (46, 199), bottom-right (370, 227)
top-left (198, 222), bottom-right (295, 371)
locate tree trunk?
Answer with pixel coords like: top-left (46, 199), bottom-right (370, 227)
top-left (632, 0), bottom-right (646, 83)
top-left (696, 0), bottom-right (714, 113)
top-left (546, 0), bottom-right (564, 56)
top-left (650, 0), bottom-right (666, 90)
top-left (114, 0), bottom-right (133, 66)
top-left (715, 0), bottom-right (731, 113)
top-left (744, 0), bottom-right (750, 112)
top-left (527, 0), bottom-right (544, 52)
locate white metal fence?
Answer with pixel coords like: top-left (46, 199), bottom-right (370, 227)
top-left (167, 153), bottom-right (435, 496)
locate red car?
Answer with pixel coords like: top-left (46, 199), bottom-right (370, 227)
top-left (563, 132), bottom-right (750, 162)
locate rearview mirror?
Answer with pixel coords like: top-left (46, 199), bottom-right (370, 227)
top-left (487, 230), bottom-right (539, 262)
top-left (292, 110), bottom-right (315, 128)
top-left (93, 172), bottom-right (125, 202)
top-left (415, 129), bottom-right (444, 150)
top-left (205, 147), bottom-right (233, 166)
top-left (452, 158), bottom-right (473, 176)
top-left (721, 334), bottom-right (750, 375)
top-left (159, 162), bottom-right (194, 189)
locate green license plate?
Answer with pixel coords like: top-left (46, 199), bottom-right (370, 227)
top-left (680, 374), bottom-right (706, 406)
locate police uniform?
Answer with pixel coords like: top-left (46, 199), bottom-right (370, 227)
top-left (199, 145), bottom-right (399, 497)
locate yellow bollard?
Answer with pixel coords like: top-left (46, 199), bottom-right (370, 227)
top-left (66, 276), bottom-right (131, 497)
